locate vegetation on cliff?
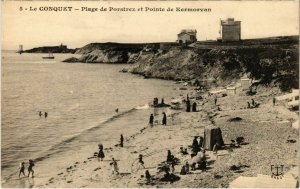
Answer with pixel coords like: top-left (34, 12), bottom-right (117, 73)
top-left (73, 42), bottom-right (154, 63)
top-left (64, 36), bottom-right (298, 91)
top-left (128, 36), bottom-right (299, 91)
top-left (23, 45), bottom-right (75, 53)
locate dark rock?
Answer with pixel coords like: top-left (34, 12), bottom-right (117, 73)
top-left (62, 57), bottom-right (79, 63)
top-left (227, 117), bottom-right (243, 122)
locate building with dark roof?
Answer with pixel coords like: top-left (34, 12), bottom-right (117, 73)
top-left (177, 29), bottom-right (197, 44)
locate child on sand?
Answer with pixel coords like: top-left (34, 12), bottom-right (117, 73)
top-left (149, 114), bottom-right (154, 127)
top-left (28, 160), bottom-right (34, 178)
top-left (180, 165), bottom-right (187, 175)
top-left (97, 144), bottom-right (105, 161)
top-left (138, 154), bottom-right (145, 169)
top-left (110, 158), bottom-right (119, 175)
top-left (19, 162), bottom-right (25, 178)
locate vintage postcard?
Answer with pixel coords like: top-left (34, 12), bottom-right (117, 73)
top-left (1, 0), bottom-right (299, 188)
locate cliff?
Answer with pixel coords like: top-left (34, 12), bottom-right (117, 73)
top-left (68, 42), bottom-right (161, 63)
top-left (127, 36), bottom-right (299, 91)
top-left (64, 36), bottom-right (298, 91)
top-left (23, 45), bottom-right (75, 53)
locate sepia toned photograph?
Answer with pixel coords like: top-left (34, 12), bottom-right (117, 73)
top-left (1, 0), bottom-right (299, 188)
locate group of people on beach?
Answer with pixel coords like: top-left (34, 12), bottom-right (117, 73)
top-left (98, 144), bottom-right (147, 175)
top-left (149, 112), bottom-right (167, 127)
top-left (96, 143), bottom-right (120, 174)
top-left (38, 111), bottom-right (48, 118)
top-left (96, 144), bottom-right (120, 174)
top-left (25, 94), bottom-right (212, 183)
top-left (19, 160), bottom-right (35, 178)
top-left (185, 95), bottom-right (198, 112)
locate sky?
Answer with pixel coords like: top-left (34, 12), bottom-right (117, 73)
top-left (2, 0), bottom-right (299, 50)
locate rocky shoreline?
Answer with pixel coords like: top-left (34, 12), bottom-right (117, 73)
top-left (63, 36), bottom-right (299, 92)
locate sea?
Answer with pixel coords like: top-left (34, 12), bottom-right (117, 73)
top-left (1, 51), bottom-right (187, 186)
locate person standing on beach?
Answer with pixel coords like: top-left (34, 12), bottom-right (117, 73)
top-left (273, 97), bottom-right (276, 106)
top-left (167, 150), bottom-right (173, 163)
top-left (214, 97), bottom-right (217, 105)
top-left (27, 160), bottom-right (34, 178)
top-left (149, 114), bottom-right (154, 127)
top-left (19, 162), bottom-right (26, 178)
top-left (192, 102), bottom-right (197, 112)
top-left (191, 137), bottom-right (199, 157)
top-left (110, 158), bottom-right (119, 175)
top-left (44, 112), bottom-right (48, 118)
top-left (120, 134), bottom-right (124, 147)
top-left (38, 111), bottom-right (42, 118)
top-left (186, 100), bottom-right (191, 112)
top-left (162, 112), bottom-right (167, 126)
top-left (97, 144), bottom-right (105, 161)
top-left (145, 170), bottom-right (152, 184)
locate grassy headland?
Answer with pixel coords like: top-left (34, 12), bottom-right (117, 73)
top-left (65, 36), bottom-right (299, 92)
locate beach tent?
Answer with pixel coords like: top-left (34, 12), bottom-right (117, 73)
top-left (240, 78), bottom-right (251, 90)
top-left (203, 126), bottom-right (224, 150)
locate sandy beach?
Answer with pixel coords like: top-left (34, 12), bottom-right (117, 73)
top-left (8, 83), bottom-right (298, 188)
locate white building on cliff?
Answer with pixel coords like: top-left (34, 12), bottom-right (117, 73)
top-left (177, 29), bottom-right (197, 44)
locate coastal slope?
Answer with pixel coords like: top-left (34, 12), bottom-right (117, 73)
top-left (70, 43), bottom-right (155, 63)
top-left (127, 36), bottom-right (299, 91)
top-left (65, 36), bottom-right (298, 91)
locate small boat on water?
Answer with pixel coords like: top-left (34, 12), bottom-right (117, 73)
top-left (42, 53), bottom-right (55, 59)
